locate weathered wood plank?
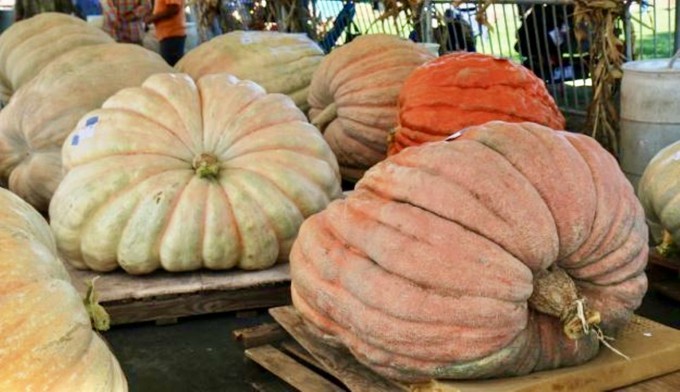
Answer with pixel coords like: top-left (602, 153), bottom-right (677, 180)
top-left (652, 280), bottom-right (680, 302)
top-left (269, 306), bottom-right (408, 392)
top-left (648, 250), bottom-right (680, 272)
top-left (66, 262), bottom-right (290, 302)
top-left (245, 345), bottom-right (345, 392)
top-left (268, 307), bottom-right (680, 392)
top-left (280, 341), bottom-right (323, 370)
top-left (615, 372), bottom-right (680, 392)
top-left (106, 285), bottom-right (291, 325)
top-left (233, 323), bottom-right (289, 348)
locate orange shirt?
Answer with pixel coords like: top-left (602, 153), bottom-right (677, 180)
top-left (153, 0), bottom-right (185, 40)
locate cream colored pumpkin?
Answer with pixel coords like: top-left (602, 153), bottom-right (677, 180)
top-left (176, 31), bottom-right (324, 112)
top-left (0, 188), bottom-right (127, 391)
top-left (0, 13), bottom-right (113, 104)
top-left (638, 140), bottom-right (680, 247)
top-left (50, 73), bottom-right (341, 275)
top-left (0, 43), bottom-right (173, 211)
top-left (308, 34), bottom-right (435, 181)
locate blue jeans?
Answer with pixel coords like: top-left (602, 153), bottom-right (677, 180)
top-left (160, 35), bottom-right (186, 66)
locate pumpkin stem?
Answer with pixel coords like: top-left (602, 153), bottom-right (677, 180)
top-left (656, 230), bottom-right (678, 258)
top-left (193, 153), bottom-right (221, 179)
top-left (83, 276), bottom-right (111, 332)
top-left (528, 266), bottom-right (600, 340)
top-left (311, 103), bottom-right (337, 133)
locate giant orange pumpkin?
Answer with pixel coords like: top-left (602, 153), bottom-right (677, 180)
top-left (388, 52), bottom-right (566, 155)
top-left (291, 121), bottom-right (647, 381)
top-left (308, 34), bottom-right (434, 181)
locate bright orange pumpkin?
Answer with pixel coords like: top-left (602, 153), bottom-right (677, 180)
top-left (388, 52), bottom-right (566, 155)
top-left (292, 121), bottom-right (647, 382)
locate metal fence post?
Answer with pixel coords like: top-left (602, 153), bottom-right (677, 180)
top-left (423, 0), bottom-right (433, 43)
top-left (675, 0), bottom-right (680, 52)
top-left (624, 4), bottom-right (633, 61)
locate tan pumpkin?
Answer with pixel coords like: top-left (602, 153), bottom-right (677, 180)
top-left (50, 73), bottom-right (341, 275)
top-left (308, 34), bottom-right (435, 181)
top-left (176, 31), bottom-right (324, 112)
top-left (637, 140), bottom-right (680, 254)
top-left (291, 121), bottom-right (648, 381)
top-left (0, 13), bottom-right (113, 104)
top-left (0, 187), bottom-right (127, 391)
top-left (0, 43), bottom-right (173, 211)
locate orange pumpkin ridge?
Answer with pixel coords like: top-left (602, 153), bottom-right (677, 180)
top-left (388, 52), bottom-right (566, 156)
top-left (291, 121), bottom-right (647, 381)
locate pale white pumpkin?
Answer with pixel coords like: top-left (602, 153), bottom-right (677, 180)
top-left (0, 13), bottom-right (113, 103)
top-left (50, 73), bottom-right (341, 275)
top-left (0, 43), bottom-right (173, 211)
top-left (176, 31), bottom-right (324, 112)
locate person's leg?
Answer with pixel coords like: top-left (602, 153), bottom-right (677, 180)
top-left (159, 36), bottom-right (186, 66)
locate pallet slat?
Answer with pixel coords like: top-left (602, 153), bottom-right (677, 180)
top-left (246, 345), bottom-right (345, 392)
top-left (269, 307), bottom-right (408, 392)
top-left (267, 306), bottom-right (680, 392)
top-left (233, 323), bottom-right (288, 348)
top-left (65, 262), bottom-right (291, 325)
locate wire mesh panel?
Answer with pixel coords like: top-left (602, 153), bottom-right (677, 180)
top-left (194, 1), bottom-right (677, 114)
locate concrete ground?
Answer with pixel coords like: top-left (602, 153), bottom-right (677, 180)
top-left (103, 282), bottom-right (680, 392)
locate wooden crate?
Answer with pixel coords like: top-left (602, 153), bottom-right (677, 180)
top-left (236, 306), bottom-right (680, 392)
top-left (65, 263), bottom-right (291, 325)
top-left (647, 249), bottom-right (680, 302)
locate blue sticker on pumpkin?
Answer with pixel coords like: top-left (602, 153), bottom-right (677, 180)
top-left (71, 116), bottom-right (99, 147)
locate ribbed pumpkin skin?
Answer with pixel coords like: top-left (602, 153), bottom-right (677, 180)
top-left (388, 52), bottom-right (566, 155)
top-left (308, 34), bottom-right (435, 181)
top-left (0, 13), bottom-right (113, 103)
top-left (176, 31), bottom-right (324, 112)
top-left (0, 188), bottom-right (127, 392)
top-left (291, 121), bottom-right (647, 381)
top-left (638, 140), bottom-right (680, 245)
top-left (50, 73), bottom-right (341, 275)
top-left (0, 43), bottom-right (173, 211)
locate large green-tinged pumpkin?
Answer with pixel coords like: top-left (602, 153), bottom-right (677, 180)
top-left (0, 13), bottom-right (113, 104)
top-left (0, 187), bottom-right (126, 391)
top-left (291, 121), bottom-right (647, 382)
top-left (388, 52), bottom-right (566, 155)
top-left (0, 43), bottom-right (172, 211)
top-left (308, 34), bottom-right (435, 181)
top-left (50, 73), bottom-right (341, 275)
top-left (176, 31), bottom-right (324, 112)
top-left (637, 140), bottom-right (680, 250)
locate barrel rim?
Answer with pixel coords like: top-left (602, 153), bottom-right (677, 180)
top-left (623, 58), bottom-right (680, 74)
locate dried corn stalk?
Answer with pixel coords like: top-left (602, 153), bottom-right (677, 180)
top-left (574, 0), bottom-right (635, 157)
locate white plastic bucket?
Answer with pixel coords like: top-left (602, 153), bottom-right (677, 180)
top-left (620, 56), bottom-right (680, 190)
top-left (418, 42), bottom-right (440, 57)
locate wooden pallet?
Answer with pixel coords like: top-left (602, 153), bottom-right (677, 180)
top-left (65, 263), bottom-right (291, 325)
top-left (237, 306), bottom-right (680, 392)
top-left (647, 249), bottom-right (680, 302)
